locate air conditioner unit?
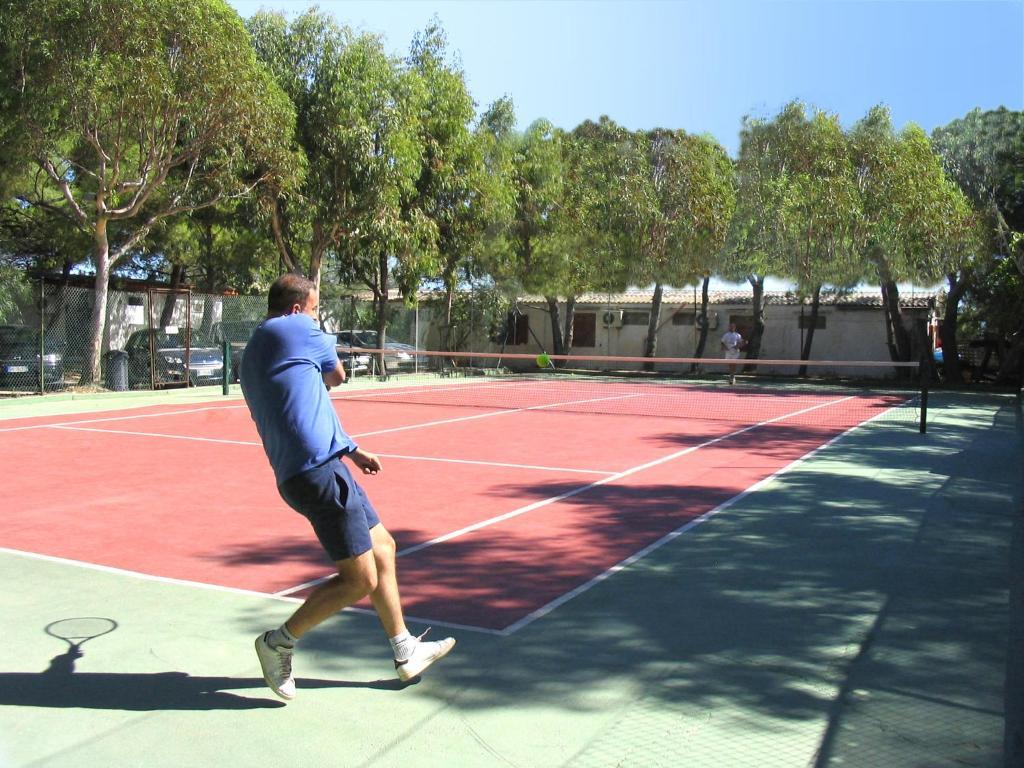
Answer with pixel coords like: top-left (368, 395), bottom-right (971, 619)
top-left (695, 311), bottom-right (719, 330)
top-left (601, 309), bottom-right (624, 328)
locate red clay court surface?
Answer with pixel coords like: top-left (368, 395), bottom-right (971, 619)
top-left (0, 381), bottom-right (907, 633)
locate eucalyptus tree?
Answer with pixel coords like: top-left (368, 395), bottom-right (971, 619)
top-left (249, 10), bottom-right (436, 350)
top-left (541, 117), bottom-right (638, 356)
top-left (1, 0), bottom-right (297, 383)
top-left (726, 117), bottom-right (788, 360)
top-left (628, 129), bottom-right (735, 363)
top-left (750, 103), bottom-right (862, 371)
top-left (403, 25), bottom-right (513, 356)
top-left (849, 106), bottom-right (971, 364)
top-left (247, 10), bottom-right (408, 291)
top-left (932, 107), bottom-right (1024, 382)
top-left (487, 117), bottom-right (569, 349)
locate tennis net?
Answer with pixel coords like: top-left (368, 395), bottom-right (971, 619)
top-left (332, 349), bottom-right (928, 432)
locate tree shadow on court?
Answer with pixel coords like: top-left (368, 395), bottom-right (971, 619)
top-left (222, 395), bottom-right (1018, 766)
top-left (5, 619), bottom-right (412, 712)
top-left (213, 538), bottom-right (327, 568)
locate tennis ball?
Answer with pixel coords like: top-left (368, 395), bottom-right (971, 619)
top-left (536, 353), bottom-right (550, 368)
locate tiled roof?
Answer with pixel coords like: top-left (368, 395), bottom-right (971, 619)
top-left (351, 287), bottom-right (938, 309)
top-left (563, 289), bottom-right (937, 309)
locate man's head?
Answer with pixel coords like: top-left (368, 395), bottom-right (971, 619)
top-left (268, 273), bottom-right (318, 319)
top-left (728, 323), bottom-right (737, 333)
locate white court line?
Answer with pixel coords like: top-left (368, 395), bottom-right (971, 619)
top-left (50, 424), bottom-right (262, 446)
top-left (275, 395), bottom-right (856, 597)
top-left (0, 546), bottom-right (502, 636)
top-left (0, 403), bottom-right (246, 433)
top-left (7, 386), bottom-right (640, 443)
top-left (44, 425), bottom-right (615, 475)
top-left (376, 453), bottom-right (614, 475)
top-left (499, 393), bottom-right (904, 635)
top-left (3, 392), bottom-right (898, 636)
top-left (44, 424), bottom-right (615, 476)
top-left (352, 391), bottom-right (643, 438)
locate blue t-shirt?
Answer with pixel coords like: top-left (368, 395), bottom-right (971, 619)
top-left (240, 313), bottom-right (356, 485)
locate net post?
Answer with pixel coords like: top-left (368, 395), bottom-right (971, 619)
top-left (39, 276), bottom-right (46, 395)
top-left (919, 358), bottom-right (928, 434)
top-left (222, 339), bottom-right (231, 396)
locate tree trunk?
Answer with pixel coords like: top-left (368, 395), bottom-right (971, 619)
top-left (692, 276), bottom-right (711, 370)
top-left (80, 220), bottom-right (112, 385)
top-left (159, 264), bottom-right (186, 328)
top-left (309, 223), bottom-right (325, 292)
top-left (562, 296), bottom-right (576, 359)
top-left (374, 252), bottom-right (388, 373)
top-left (798, 284), bottom-right (822, 377)
top-left (995, 316), bottom-right (1024, 386)
top-left (881, 279), bottom-right (911, 363)
top-left (644, 282), bottom-right (663, 371)
top-left (745, 275), bottom-right (766, 368)
top-left (940, 271), bottom-right (968, 384)
top-left (443, 286), bottom-right (454, 352)
top-left (545, 296), bottom-right (564, 358)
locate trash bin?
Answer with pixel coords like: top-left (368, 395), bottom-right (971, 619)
top-left (104, 350), bottom-right (129, 391)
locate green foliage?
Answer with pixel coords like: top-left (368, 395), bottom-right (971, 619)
top-left (0, 263), bottom-right (33, 323)
top-left (733, 102), bottom-right (861, 292)
top-left (0, 0), bottom-right (298, 382)
top-left (961, 254), bottom-right (1023, 341)
top-left (439, 281), bottom-right (512, 351)
top-left (629, 128), bottom-right (736, 288)
top-left (849, 107), bottom-right (970, 284)
top-left (932, 107), bottom-right (1024, 273)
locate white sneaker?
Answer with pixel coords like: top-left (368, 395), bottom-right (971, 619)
top-left (255, 631), bottom-right (296, 701)
top-left (394, 629), bottom-right (456, 682)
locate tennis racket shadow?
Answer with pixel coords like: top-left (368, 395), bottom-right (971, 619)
top-left (3, 617), bottom-right (405, 711)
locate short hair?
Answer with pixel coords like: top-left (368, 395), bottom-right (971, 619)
top-left (268, 273), bottom-right (315, 314)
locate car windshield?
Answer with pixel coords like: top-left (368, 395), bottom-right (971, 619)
top-left (0, 326), bottom-right (37, 344)
top-left (150, 331), bottom-right (214, 349)
top-left (352, 331), bottom-right (408, 347)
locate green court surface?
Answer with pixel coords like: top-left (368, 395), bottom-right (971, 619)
top-left (1, 386), bottom-right (1021, 768)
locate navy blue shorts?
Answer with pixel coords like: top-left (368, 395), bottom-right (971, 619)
top-left (277, 457), bottom-right (381, 561)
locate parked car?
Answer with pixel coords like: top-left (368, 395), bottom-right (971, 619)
top-left (210, 320), bottom-right (370, 381)
top-left (212, 319), bottom-right (262, 382)
top-left (123, 328), bottom-right (224, 387)
top-left (0, 325), bottom-right (65, 391)
top-left (336, 330), bottom-right (422, 372)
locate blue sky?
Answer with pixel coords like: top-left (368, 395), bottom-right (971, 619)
top-left (229, 0), bottom-right (1023, 156)
top-left (228, 0), bottom-right (1022, 290)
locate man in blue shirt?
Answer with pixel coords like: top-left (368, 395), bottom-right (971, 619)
top-left (241, 273), bottom-right (455, 701)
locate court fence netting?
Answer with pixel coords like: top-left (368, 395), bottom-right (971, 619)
top-left (0, 278), bottom-right (953, 433)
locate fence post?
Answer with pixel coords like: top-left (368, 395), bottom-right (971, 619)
top-left (222, 339), bottom-right (231, 396)
top-left (38, 277), bottom-right (45, 395)
top-left (919, 358), bottom-right (928, 434)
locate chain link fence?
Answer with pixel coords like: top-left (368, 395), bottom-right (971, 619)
top-left (0, 277), bottom-right (506, 396)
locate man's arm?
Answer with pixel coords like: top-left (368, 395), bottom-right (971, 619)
top-left (347, 447), bottom-right (382, 475)
top-left (322, 366), bottom-right (346, 389)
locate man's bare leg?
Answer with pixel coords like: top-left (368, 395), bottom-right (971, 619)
top-left (364, 523), bottom-right (456, 681)
top-left (254, 544), bottom-right (379, 701)
top-left (283, 548), bottom-right (379, 638)
top-left (257, 524), bottom-right (454, 696)
top-left (366, 524), bottom-right (408, 638)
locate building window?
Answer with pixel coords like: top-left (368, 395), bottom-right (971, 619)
top-left (622, 311), bottom-right (649, 326)
top-left (573, 312), bottom-right (596, 347)
top-left (673, 311), bottom-right (718, 329)
top-left (798, 314), bottom-right (827, 330)
top-left (497, 312), bottom-right (529, 345)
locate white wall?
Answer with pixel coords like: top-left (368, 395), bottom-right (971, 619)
top-left (495, 301), bottom-right (924, 378)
